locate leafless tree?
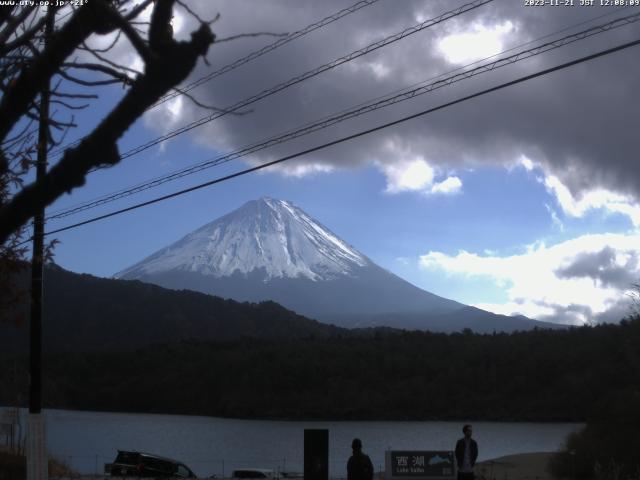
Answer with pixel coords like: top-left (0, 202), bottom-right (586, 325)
top-left (0, 0), bottom-right (216, 246)
top-left (0, 0), bottom-right (217, 319)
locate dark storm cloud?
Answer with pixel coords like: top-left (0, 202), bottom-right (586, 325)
top-left (536, 299), bottom-right (630, 326)
top-left (537, 301), bottom-right (594, 325)
top-left (150, 0), bottom-right (640, 197)
top-left (555, 246), bottom-right (638, 288)
top-left (593, 299), bottom-right (633, 324)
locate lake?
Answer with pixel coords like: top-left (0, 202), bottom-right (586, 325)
top-left (1, 408), bottom-right (582, 477)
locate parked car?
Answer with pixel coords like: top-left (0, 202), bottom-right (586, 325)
top-left (108, 450), bottom-right (196, 478)
top-left (231, 469), bottom-right (277, 479)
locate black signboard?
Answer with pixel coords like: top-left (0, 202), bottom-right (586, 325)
top-left (389, 451), bottom-right (455, 478)
top-left (304, 429), bottom-right (328, 480)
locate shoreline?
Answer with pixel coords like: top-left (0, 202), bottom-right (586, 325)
top-left (0, 405), bottom-right (587, 424)
top-left (1, 448), bottom-right (559, 480)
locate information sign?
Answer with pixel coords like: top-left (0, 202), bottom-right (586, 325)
top-left (385, 451), bottom-right (456, 480)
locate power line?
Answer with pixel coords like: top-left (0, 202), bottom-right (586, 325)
top-left (47, 9), bottom-right (636, 219)
top-left (45, 0), bottom-right (492, 217)
top-left (48, 0), bottom-right (381, 158)
top-left (45, 10), bottom-right (640, 221)
top-left (46, 6), bottom-right (633, 219)
top-left (152, 0), bottom-right (381, 108)
top-left (99, 0), bottom-right (494, 163)
top-left (35, 37), bottom-right (640, 241)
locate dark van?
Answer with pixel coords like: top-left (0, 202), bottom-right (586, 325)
top-left (109, 450), bottom-right (196, 478)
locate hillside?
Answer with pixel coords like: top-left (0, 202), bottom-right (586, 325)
top-left (1, 264), bottom-right (345, 353)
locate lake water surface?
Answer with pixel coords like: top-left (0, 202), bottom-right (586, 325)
top-left (1, 408), bottom-right (582, 477)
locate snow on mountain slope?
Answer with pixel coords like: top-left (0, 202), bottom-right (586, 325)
top-left (115, 198), bottom-right (555, 332)
top-left (116, 198), bottom-right (370, 281)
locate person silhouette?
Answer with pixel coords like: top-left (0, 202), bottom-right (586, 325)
top-left (455, 425), bottom-right (478, 480)
top-left (347, 438), bottom-right (374, 480)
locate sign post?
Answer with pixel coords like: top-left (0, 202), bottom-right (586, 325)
top-left (27, 6), bottom-right (54, 480)
top-left (304, 429), bottom-right (329, 480)
top-left (385, 451), bottom-right (456, 480)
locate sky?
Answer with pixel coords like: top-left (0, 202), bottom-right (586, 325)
top-left (34, 0), bottom-right (640, 326)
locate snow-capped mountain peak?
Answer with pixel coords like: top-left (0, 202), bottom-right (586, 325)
top-left (116, 197), bottom-right (370, 281)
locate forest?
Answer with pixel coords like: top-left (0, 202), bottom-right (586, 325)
top-left (2, 313), bottom-right (640, 477)
top-left (2, 317), bottom-right (639, 421)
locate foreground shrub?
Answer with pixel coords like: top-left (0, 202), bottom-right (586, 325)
top-left (0, 449), bottom-right (75, 480)
top-left (549, 389), bottom-right (640, 479)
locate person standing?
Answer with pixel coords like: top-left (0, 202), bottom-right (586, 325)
top-left (347, 438), bottom-right (374, 480)
top-left (455, 425), bottom-right (478, 480)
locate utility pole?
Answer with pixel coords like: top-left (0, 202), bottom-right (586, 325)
top-left (27, 7), bottom-right (54, 480)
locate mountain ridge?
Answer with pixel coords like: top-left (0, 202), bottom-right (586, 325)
top-left (116, 197), bottom-right (370, 282)
top-left (1, 264), bottom-right (346, 353)
top-left (115, 198), bottom-right (562, 332)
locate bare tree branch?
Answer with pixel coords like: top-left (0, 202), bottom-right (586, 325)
top-left (173, 86), bottom-right (251, 115)
top-left (80, 42), bottom-right (142, 76)
top-left (103, 7), bottom-right (153, 64)
top-left (1, 14), bottom-right (49, 56)
top-left (50, 99), bottom-right (89, 110)
top-left (80, 30), bottom-right (122, 53)
top-left (58, 69), bottom-right (127, 87)
top-left (123, 0), bottom-right (155, 21)
top-left (62, 61), bottom-right (135, 84)
top-left (1, 121), bottom-right (36, 147)
top-left (176, 0), bottom-right (218, 26)
top-left (0, 1), bottom-right (120, 144)
top-left (0, 6), bottom-right (37, 48)
top-left (149, 0), bottom-right (174, 50)
top-left (0, 1), bottom-right (215, 243)
top-left (51, 91), bottom-right (99, 99)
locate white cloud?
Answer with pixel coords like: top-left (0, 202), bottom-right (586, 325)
top-left (381, 158), bottom-right (435, 193)
top-left (369, 61), bottom-right (391, 80)
top-left (272, 162), bottom-right (335, 178)
top-left (545, 203), bottom-right (564, 231)
top-left (144, 96), bottom-right (185, 154)
top-left (172, 10), bottom-right (185, 38)
top-left (436, 20), bottom-right (515, 65)
top-left (167, 96), bottom-right (184, 121)
top-left (377, 139), bottom-right (464, 195)
top-left (430, 176), bottom-right (462, 195)
top-left (348, 59), bottom-right (391, 80)
top-left (379, 160), bottom-right (462, 196)
top-left (419, 233), bottom-right (640, 325)
top-left (507, 157), bottom-right (640, 228)
top-left (137, 0), bottom-right (639, 209)
top-left (82, 0), bottom-right (156, 73)
top-left (519, 155), bottom-right (535, 171)
top-left (544, 175), bottom-right (640, 227)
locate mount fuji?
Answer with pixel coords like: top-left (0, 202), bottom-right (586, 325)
top-left (115, 198), bottom-right (558, 332)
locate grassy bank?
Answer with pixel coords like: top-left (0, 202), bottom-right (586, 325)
top-left (0, 447), bottom-right (76, 480)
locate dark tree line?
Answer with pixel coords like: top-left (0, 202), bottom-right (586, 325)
top-left (2, 310), bottom-right (639, 478)
top-left (2, 317), bottom-right (639, 422)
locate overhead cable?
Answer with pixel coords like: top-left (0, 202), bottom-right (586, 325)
top-left (100, 0), bottom-right (494, 162)
top-left (45, 10), bottom-right (640, 221)
top-left (48, 0), bottom-right (381, 157)
top-left (34, 36), bottom-right (640, 240)
top-left (152, 0), bottom-right (382, 108)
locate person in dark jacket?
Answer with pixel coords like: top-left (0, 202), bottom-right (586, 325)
top-left (347, 438), bottom-right (374, 480)
top-left (455, 425), bottom-right (478, 480)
